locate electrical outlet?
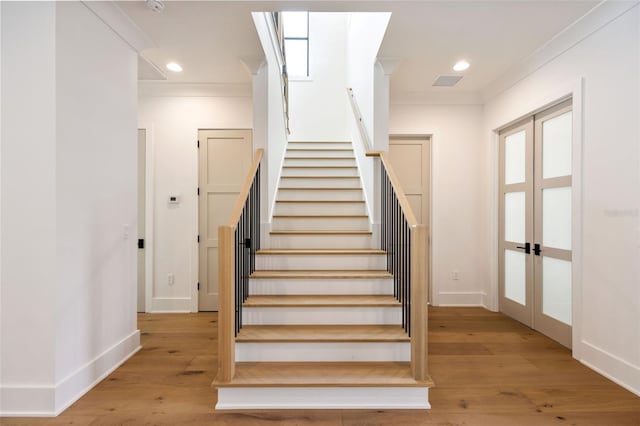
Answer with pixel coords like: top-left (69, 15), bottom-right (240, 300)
top-left (452, 270), bottom-right (460, 280)
top-left (168, 273), bottom-right (175, 285)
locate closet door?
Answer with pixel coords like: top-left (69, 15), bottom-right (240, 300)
top-left (533, 100), bottom-right (573, 348)
top-left (499, 118), bottom-right (535, 327)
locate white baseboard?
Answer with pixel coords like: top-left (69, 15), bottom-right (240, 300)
top-left (150, 297), bottom-right (193, 313)
top-left (216, 386), bottom-right (430, 410)
top-left (579, 340), bottom-right (640, 397)
top-left (437, 291), bottom-right (486, 307)
top-left (0, 330), bottom-right (140, 417)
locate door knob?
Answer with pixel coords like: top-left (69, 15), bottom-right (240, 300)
top-left (516, 242), bottom-right (531, 254)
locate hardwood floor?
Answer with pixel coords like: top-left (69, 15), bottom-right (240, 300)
top-left (4, 307), bottom-right (639, 425)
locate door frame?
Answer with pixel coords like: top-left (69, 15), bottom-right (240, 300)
top-left (137, 123), bottom-right (155, 313)
top-left (388, 134), bottom-right (433, 304)
top-left (489, 78), bottom-right (584, 355)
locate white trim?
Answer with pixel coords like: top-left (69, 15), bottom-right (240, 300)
top-left (481, 1), bottom-right (639, 101)
top-left (216, 387), bottom-right (430, 410)
top-left (579, 341), bottom-right (640, 397)
top-left (81, 1), bottom-right (155, 53)
top-left (0, 331), bottom-right (140, 417)
top-left (137, 123), bottom-right (155, 313)
top-left (150, 297), bottom-right (193, 313)
top-left (438, 291), bottom-right (487, 307)
top-left (138, 82), bottom-right (252, 98)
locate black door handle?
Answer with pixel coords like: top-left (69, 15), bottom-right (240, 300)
top-left (516, 242), bottom-right (531, 254)
top-left (533, 243), bottom-right (541, 256)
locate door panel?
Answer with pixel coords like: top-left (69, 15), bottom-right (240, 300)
top-left (389, 136), bottom-right (431, 301)
top-left (499, 99), bottom-right (573, 348)
top-left (198, 129), bottom-right (252, 311)
top-left (137, 129), bottom-right (146, 313)
top-left (499, 117), bottom-right (534, 327)
top-left (534, 101), bottom-right (573, 348)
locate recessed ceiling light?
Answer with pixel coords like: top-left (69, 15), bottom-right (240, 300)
top-left (166, 62), bottom-right (183, 72)
top-left (453, 60), bottom-right (470, 72)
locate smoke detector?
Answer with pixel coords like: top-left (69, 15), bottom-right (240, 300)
top-left (432, 75), bottom-right (463, 87)
top-left (146, 0), bottom-right (165, 13)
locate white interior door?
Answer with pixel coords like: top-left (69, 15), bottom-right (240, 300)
top-left (198, 129), bottom-right (253, 311)
top-left (389, 136), bottom-right (431, 301)
top-left (137, 129), bottom-right (146, 313)
top-left (499, 99), bottom-right (573, 348)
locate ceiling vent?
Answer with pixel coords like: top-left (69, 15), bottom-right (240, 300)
top-left (432, 75), bottom-right (463, 87)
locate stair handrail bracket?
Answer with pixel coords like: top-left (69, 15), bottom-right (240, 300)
top-left (217, 148), bottom-right (264, 383)
top-left (378, 151), bottom-right (429, 382)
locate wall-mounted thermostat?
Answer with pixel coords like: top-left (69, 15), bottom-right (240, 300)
top-left (168, 195), bottom-right (180, 204)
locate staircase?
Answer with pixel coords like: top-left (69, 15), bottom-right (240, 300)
top-left (213, 141), bottom-right (432, 409)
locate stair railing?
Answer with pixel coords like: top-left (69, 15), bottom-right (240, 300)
top-left (217, 149), bottom-right (263, 382)
top-left (347, 87), bottom-right (428, 382)
top-left (270, 12), bottom-right (290, 134)
top-left (377, 152), bottom-right (428, 381)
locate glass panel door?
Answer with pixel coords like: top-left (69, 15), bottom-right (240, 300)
top-left (499, 118), bottom-right (534, 327)
top-left (534, 100), bottom-right (573, 348)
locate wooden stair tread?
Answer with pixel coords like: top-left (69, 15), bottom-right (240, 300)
top-left (236, 324), bottom-right (409, 343)
top-left (213, 362), bottom-right (432, 388)
top-left (251, 270), bottom-right (391, 279)
top-left (278, 187), bottom-right (361, 191)
top-left (276, 200), bottom-right (365, 204)
top-left (283, 166), bottom-right (357, 169)
top-left (281, 176), bottom-right (360, 179)
top-left (272, 215), bottom-right (368, 218)
top-left (270, 230), bottom-right (372, 235)
top-left (287, 148), bottom-right (353, 151)
top-left (257, 249), bottom-right (385, 255)
top-left (244, 295), bottom-right (399, 307)
top-left (285, 157), bottom-right (356, 160)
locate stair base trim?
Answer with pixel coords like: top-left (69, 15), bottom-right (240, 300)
top-left (216, 387), bottom-right (430, 410)
top-left (235, 342), bottom-right (410, 362)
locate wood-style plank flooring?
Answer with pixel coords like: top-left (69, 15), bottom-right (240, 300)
top-left (3, 307), bottom-right (639, 425)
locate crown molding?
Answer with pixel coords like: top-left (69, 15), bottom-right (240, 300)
top-left (82, 1), bottom-right (156, 53)
top-left (138, 82), bottom-right (252, 98)
top-left (481, 0), bottom-right (640, 101)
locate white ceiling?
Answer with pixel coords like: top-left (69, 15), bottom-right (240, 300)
top-left (117, 1), bottom-right (599, 97)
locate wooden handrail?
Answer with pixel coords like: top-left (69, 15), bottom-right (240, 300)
top-left (217, 148), bottom-right (264, 383)
top-left (226, 149), bottom-right (264, 228)
top-left (377, 151), bottom-right (419, 227)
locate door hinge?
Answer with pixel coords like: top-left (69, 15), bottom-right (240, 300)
top-left (197, 235), bottom-right (200, 243)
top-left (197, 140), bottom-right (200, 148)
top-left (197, 187), bottom-right (200, 196)
top-left (197, 282), bottom-right (200, 290)
top-left (138, 238), bottom-right (145, 249)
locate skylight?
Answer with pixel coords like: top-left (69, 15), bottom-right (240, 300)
top-left (282, 11), bottom-right (309, 77)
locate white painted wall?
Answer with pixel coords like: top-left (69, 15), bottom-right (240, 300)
top-left (1, 4), bottom-right (58, 412)
top-left (483, 5), bottom-right (639, 395)
top-left (288, 13), bottom-right (349, 141)
top-left (389, 103), bottom-right (487, 307)
top-left (1, 2), bottom-right (140, 415)
top-left (137, 91), bottom-right (253, 313)
top-left (252, 12), bottom-right (289, 224)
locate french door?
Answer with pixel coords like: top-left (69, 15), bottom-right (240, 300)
top-left (499, 100), bottom-right (573, 348)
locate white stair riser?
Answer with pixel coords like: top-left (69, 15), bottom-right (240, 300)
top-left (278, 189), bottom-right (363, 201)
top-left (235, 342), bottom-right (410, 362)
top-left (279, 177), bottom-right (361, 188)
top-left (250, 278), bottom-right (393, 295)
top-left (274, 202), bottom-right (366, 215)
top-left (282, 167), bottom-right (358, 177)
top-left (284, 158), bottom-right (356, 167)
top-left (255, 254), bottom-right (385, 270)
top-left (272, 217), bottom-right (369, 231)
top-left (216, 387), bottom-right (430, 410)
top-left (243, 307), bottom-right (401, 325)
top-left (286, 150), bottom-right (354, 158)
top-left (268, 234), bottom-right (375, 249)
top-left (288, 142), bottom-right (352, 150)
